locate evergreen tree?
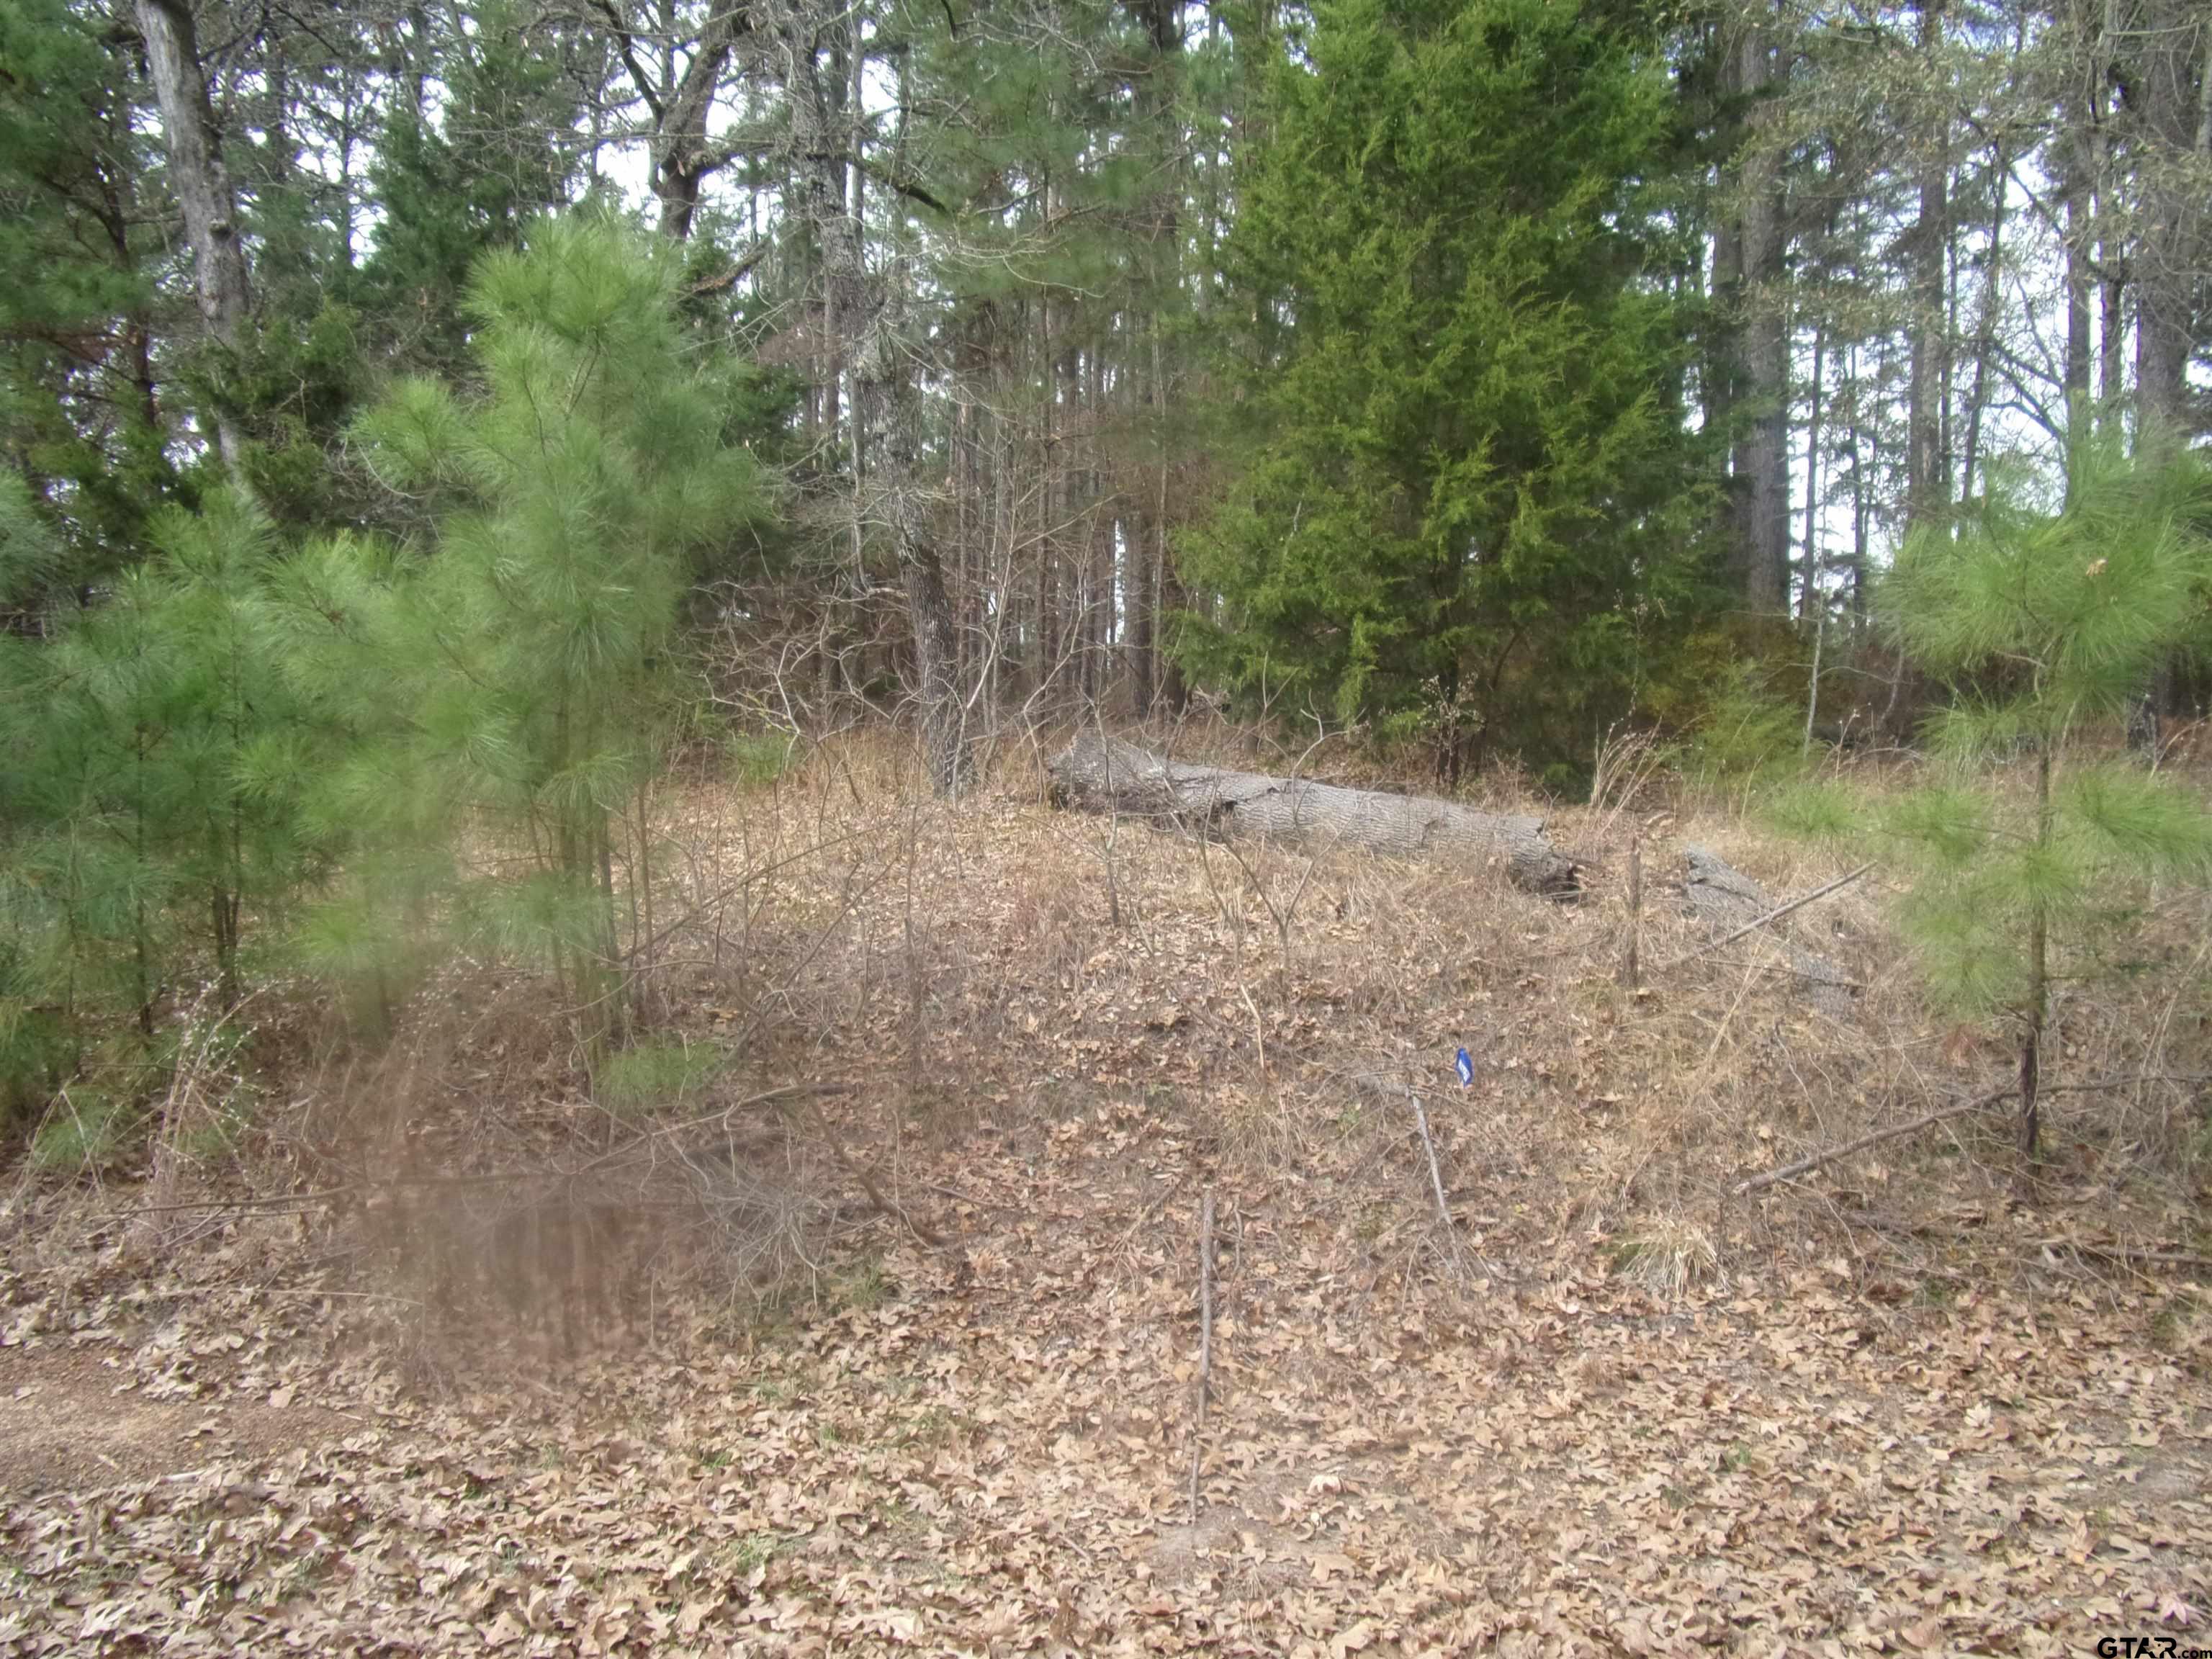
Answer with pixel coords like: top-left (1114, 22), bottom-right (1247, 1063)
top-left (0, 466), bottom-right (60, 616)
top-left (0, 0), bottom-right (174, 601)
top-left (0, 485), bottom-right (317, 1079)
top-left (1874, 433), bottom-right (2212, 1157)
top-left (1177, 0), bottom-right (1716, 778)
top-left (334, 215), bottom-right (771, 1045)
top-left (356, 1), bottom-right (592, 379)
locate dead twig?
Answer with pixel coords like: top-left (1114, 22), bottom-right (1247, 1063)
top-left (1735, 1072), bottom-right (2212, 1195)
top-left (1658, 862), bottom-right (1876, 974)
top-left (1619, 832), bottom-right (1642, 992)
top-left (1406, 1087), bottom-right (1480, 1278)
top-left (798, 1094), bottom-right (943, 1247)
top-left (2028, 1238), bottom-right (2212, 1275)
top-left (1188, 1186), bottom-right (1215, 1525)
top-left (1735, 1093), bottom-right (2005, 1195)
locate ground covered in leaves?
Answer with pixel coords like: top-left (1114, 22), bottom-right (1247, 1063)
top-left (4, 747), bottom-right (2211, 1655)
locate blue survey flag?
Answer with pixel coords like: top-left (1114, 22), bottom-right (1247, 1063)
top-left (1455, 1046), bottom-right (1474, 1088)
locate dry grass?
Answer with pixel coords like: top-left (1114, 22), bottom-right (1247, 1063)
top-left (23, 721), bottom-right (2207, 1356)
top-left (12, 723), bottom-right (2212, 1657)
top-left (639, 726), bottom-right (2210, 1285)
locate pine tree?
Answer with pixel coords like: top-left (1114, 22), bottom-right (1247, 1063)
top-left (356, 0), bottom-right (591, 379)
top-left (0, 0), bottom-right (174, 599)
top-left (1178, 0), bottom-right (1716, 778)
top-left (1877, 432), bottom-right (2212, 1157)
top-left (336, 215), bottom-right (771, 1046)
top-left (0, 482), bottom-right (318, 1122)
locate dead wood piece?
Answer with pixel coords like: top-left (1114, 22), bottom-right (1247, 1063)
top-left (1048, 732), bottom-right (1579, 896)
top-left (1733, 1092), bottom-right (2006, 1195)
top-left (2028, 1238), bottom-right (2212, 1275)
top-left (1660, 862), bottom-right (1874, 973)
top-left (1188, 1187), bottom-right (1215, 1524)
top-left (1735, 1072), bottom-right (2212, 1196)
top-left (1680, 845), bottom-right (1857, 1017)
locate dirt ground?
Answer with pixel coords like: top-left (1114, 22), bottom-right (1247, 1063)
top-left (4, 1094), bottom-right (2208, 1658)
top-left (0, 1342), bottom-right (357, 1498)
top-left (4, 775), bottom-right (2211, 1655)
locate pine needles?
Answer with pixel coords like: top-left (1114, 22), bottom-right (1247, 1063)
top-left (1814, 432), bottom-right (2212, 1159)
top-left (0, 215), bottom-right (775, 1146)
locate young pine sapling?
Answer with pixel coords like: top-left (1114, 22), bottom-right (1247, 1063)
top-left (1873, 435), bottom-right (2212, 1159)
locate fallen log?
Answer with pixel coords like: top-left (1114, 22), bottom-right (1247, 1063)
top-left (1047, 733), bottom-right (1580, 895)
top-left (1680, 844), bottom-right (1856, 1017)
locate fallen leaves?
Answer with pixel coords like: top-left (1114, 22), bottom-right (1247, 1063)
top-left (4, 783), bottom-right (2211, 1655)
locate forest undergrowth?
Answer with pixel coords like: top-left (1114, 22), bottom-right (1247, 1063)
top-left (3, 729), bottom-right (2211, 1655)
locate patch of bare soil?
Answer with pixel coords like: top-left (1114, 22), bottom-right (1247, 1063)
top-left (0, 1342), bottom-right (356, 1500)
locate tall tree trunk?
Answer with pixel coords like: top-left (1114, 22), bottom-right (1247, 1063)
top-left (1845, 342), bottom-right (1870, 630)
top-left (2092, 0), bottom-right (2128, 415)
top-left (134, 0), bottom-right (251, 473)
top-left (1799, 320), bottom-right (1824, 624)
top-left (788, 0), bottom-right (977, 793)
top-left (1149, 305), bottom-right (1187, 716)
top-left (1961, 135), bottom-right (2008, 504)
top-left (1721, 12), bottom-right (1791, 612)
top-left (1130, 0), bottom-right (1186, 714)
top-left (1905, 0), bottom-right (1951, 537)
top-left (2064, 183), bottom-right (2093, 414)
top-left (2130, 0), bottom-right (2210, 455)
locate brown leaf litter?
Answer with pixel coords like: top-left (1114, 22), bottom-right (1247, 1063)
top-left (4, 760), bottom-right (2210, 1656)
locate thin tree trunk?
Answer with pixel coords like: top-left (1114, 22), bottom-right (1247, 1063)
top-left (903, 520), bottom-right (971, 795)
top-left (1724, 14), bottom-right (1791, 612)
top-left (1905, 0), bottom-right (1951, 536)
top-left (2131, 0), bottom-right (2210, 454)
top-left (1846, 342), bottom-right (1870, 630)
top-left (1153, 318), bottom-right (1185, 714)
top-left (2023, 740), bottom-right (2052, 1159)
top-left (2064, 183), bottom-right (2093, 415)
top-left (2093, 0), bottom-right (2127, 415)
top-left (1961, 135), bottom-right (2008, 505)
top-left (134, 0), bottom-right (251, 473)
top-left (1800, 320), bottom-right (1824, 623)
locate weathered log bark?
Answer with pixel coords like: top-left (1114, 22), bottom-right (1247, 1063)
top-left (1048, 734), bottom-right (1578, 895)
top-left (1681, 845), bottom-right (1856, 1017)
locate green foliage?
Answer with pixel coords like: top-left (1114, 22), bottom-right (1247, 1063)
top-left (0, 466), bottom-right (60, 611)
top-left (1680, 661), bottom-right (1812, 798)
top-left (356, 3), bottom-right (585, 377)
top-left (1882, 439), bottom-right (2212, 1002)
top-left (325, 215), bottom-right (771, 1032)
top-left (1863, 435), bottom-right (2212, 1152)
top-left (2, 215), bottom-right (783, 1128)
top-left (1178, 0), bottom-right (1716, 768)
top-left (1, 486), bottom-right (323, 1040)
top-left (215, 302), bottom-right (374, 536)
top-left (724, 732), bottom-right (799, 788)
top-left (592, 1037), bottom-right (724, 1117)
top-left (0, 931), bottom-right (71, 1122)
top-left (0, 0), bottom-right (175, 600)
top-left (29, 1088), bottom-right (131, 1172)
